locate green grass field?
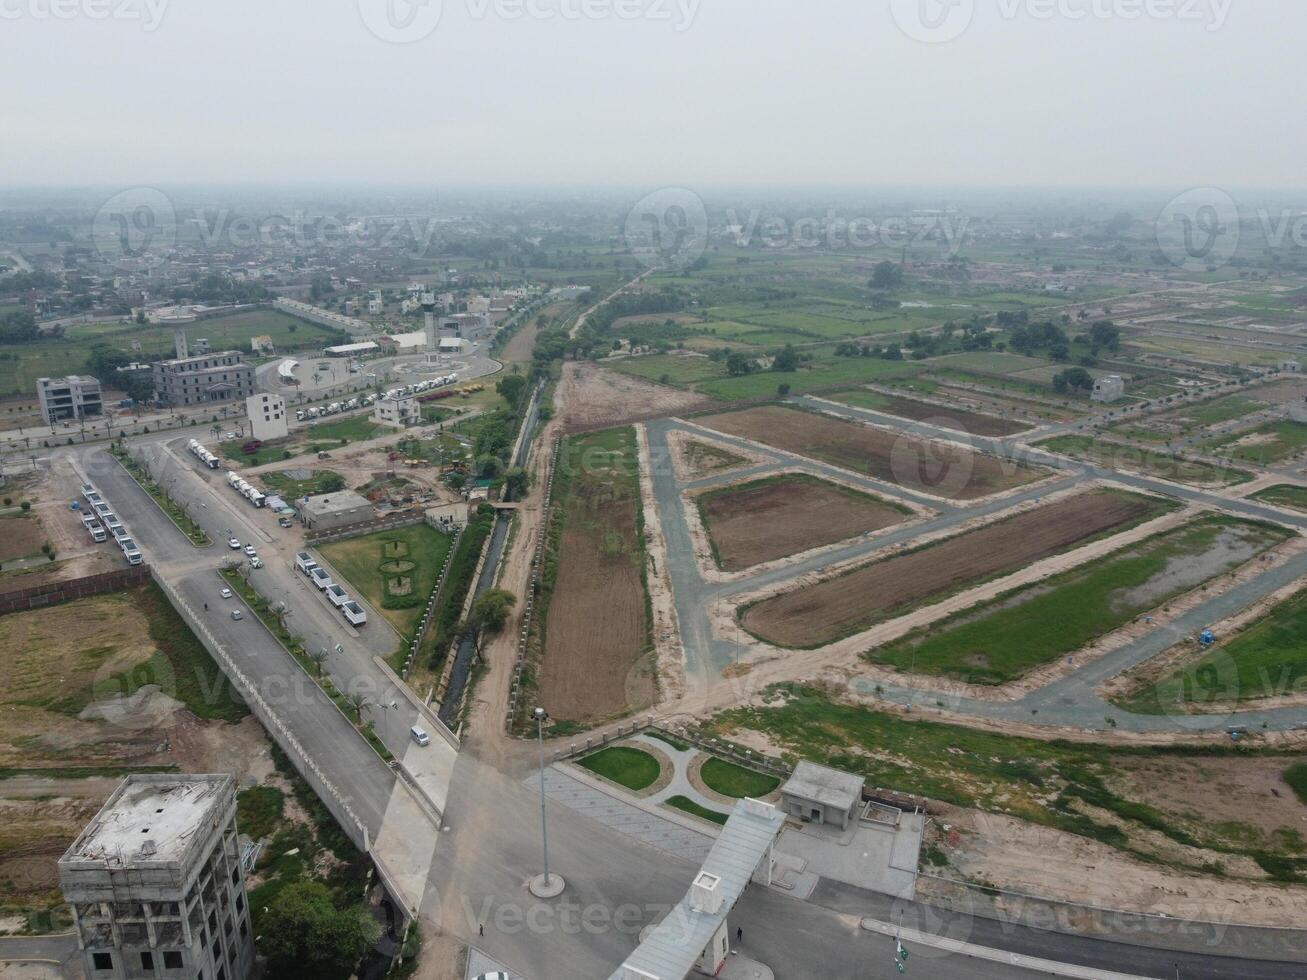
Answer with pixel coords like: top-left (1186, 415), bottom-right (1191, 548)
top-left (578, 746), bottom-right (661, 791)
top-left (1250, 484), bottom-right (1307, 513)
top-left (304, 415), bottom-right (387, 445)
top-left (699, 757), bottom-right (781, 798)
top-left (260, 469), bottom-right (345, 499)
top-left (1038, 434), bottom-right (1252, 487)
top-left (869, 517), bottom-right (1291, 685)
top-left (1129, 589), bottom-right (1307, 710)
top-left (1207, 421), bottom-right (1307, 466)
top-left (665, 795), bottom-right (729, 825)
top-left (318, 523), bottom-right (454, 637)
top-left (707, 687), bottom-right (1307, 878)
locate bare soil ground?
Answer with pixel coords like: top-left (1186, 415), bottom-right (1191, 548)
top-left (498, 320), bottom-right (541, 367)
top-left (0, 467), bottom-right (116, 586)
top-left (558, 362), bottom-right (709, 432)
top-left (696, 404), bottom-right (1043, 500)
top-left (740, 489), bottom-right (1168, 648)
top-left (1250, 379), bottom-right (1307, 405)
top-left (665, 429), bottom-right (772, 482)
top-left (697, 473), bottom-right (909, 571)
top-left (832, 391), bottom-right (1031, 436)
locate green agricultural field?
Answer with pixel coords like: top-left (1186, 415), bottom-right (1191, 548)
top-left (870, 517), bottom-right (1291, 685)
top-left (1127, 589), bottom-right (1307, 711)
top-left (698, 355), bottom-right (922, 401)
top-left (1130, 335), bottom-right (1282, 368)
top-left (1207, 421), bottom-right (1307, 466)
top-left (707, 687), bottom-right (1307, 879)
top-left (1250, 484), bottom-right (1307, 513)
top-left (317, 523), bottom-right (454, 637)
top-left (578, 746), bottom-right (661, 792)
top-left (699, 757), bottom-right (780, 798)
top-left (1037, 434), bottom-right (1252, 487)
top-left (608, 354), bottom-right (725, 387)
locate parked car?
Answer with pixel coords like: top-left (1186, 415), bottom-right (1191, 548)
top-left (244, 544), bottom-right (257, 557)
top-left (219, 588), bottom-right (233, 599)
top-left (248, 557), bottom-right (263, 569)
top-left (228, 537), bottom-right (241, 549)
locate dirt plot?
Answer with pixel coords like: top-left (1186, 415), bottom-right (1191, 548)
top-left (559, 361), bottom-right (710, 432)
top-left (696, 474), bottom-right (909, 571)
top-left (697, 405), bottom-right (1043, 500)
top-left (740, 489), bottom-right (1170, 648)
top-left (828, 390), bottom-right (1031, 437)
top-left (537, 427), bottom-right (654, 723)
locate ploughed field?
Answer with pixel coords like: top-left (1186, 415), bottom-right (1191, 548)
top-left (740, 489), bottom-right (1172, 649)
top-left (697, 405), bottom-right (1043, 500)
top-left (697, 473), bottom-right (910, 571)
top-left (828, 389), bottom-right (1031, 437)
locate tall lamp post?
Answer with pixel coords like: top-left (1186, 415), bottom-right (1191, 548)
top-left (528, 706), bottom-right (565, 898)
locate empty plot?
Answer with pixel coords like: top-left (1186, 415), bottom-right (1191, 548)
top-left (696, 473), bottom-right (910, 570)
top-left (828, 389), bottom-right (1031, 437)
top-left (698, 405), bottom-right (1043, 500)
top-left (740, 489), bottom-right (1173, 649)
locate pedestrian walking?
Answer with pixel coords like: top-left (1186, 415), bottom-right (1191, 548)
top-left (736, 926), bottom-right (742, 942)
top-left (479, 923), bottom-right (484, 937)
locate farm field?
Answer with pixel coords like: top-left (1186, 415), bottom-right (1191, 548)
top-left (1207, 420), bottom-right (1307, 466)
top-left (697, 404), bottom-right (1044, 500)
top-left (740, 488), bottom-right (1173, 649)
top-left (1250, 484), bottom-right (1307, 513)
top-left (827, 388), bottom-right (1030, 436)
top-left (1037, 434), bottom-right (1252, 487)
top-left (1109, 394), bottom-right (1266, 443)
top-left (1121, 589), bottom-right (1307, 712)
top-left (536, 426), bottom-right (653, 723)
top-left (1130, 335), bottom-right (1283, 367)
top-left (707, 688), bottom-right (1307, 886)
top-left (0, 510), bottom-right (50, 564)
top-left (695, 473), bottom-right (911, 571)
top-left (870, 516), bottom-right (1291, 685)
top-left (317, 523), bottom-right (454, 637)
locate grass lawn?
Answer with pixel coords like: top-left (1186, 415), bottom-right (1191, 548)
top-left (1286, 765), bottom-right (1307, 806)
top-left (708, 688), bottom-right (1307, 879)
top-left (577, 746), bottom-right (661, 792)
top-left (236, 786), bottom-right (285, 840)
top-left (1128, 589), bottom-right (1307, 710)
top-left (1037, 434), bottom-right (1252, 487)
top-left (305, 415), bottom-right (387, 445)
top-left (699, 757), bottom-right (780, 798)
top-left (665, 795), bottom-right (728, 825)
top-left (317, 523), bottom-right (454, 637)
top-left (1208, 421), bottom-right (1307, 466)
top-left (870, 517), bottom-right (1291, 685)
top-left (1250, 485), bottom-right (1307, 513)
top-left (218, 436), bottom-right (298, 467)
top-left (260, 469), bottom-right (346, 499)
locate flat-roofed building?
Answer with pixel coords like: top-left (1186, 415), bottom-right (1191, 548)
top-left (374, 393), bottom-right (420, 428)
top-left (245, 392), bottom-right (288, 441)
top-left (37, 375), bottom-right (103, 426)
top-left (58, 774), bottom-right (254, 980)
top-left (780, 761), bottom-right (864, 829)
top-left (152, 352), bottom-right (255, 407)
top-left (300, 489), bottom-right (374, 530)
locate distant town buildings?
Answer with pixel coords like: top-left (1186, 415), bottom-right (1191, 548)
top-left (37, 375), bottom-right (103, 426)
top-left (246, 392), bottom-right (288, 441)
top-left (1091, 374), bottom-right (1126, 403)
top-left (273, 297), bottom-right (371, 336)
top-left (58, 774), bottom-right (255, 980)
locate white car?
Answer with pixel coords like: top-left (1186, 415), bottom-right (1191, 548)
top-left (248, 556), bottom-right (264, 569)
top-left (244, 545), bottom-right (257, 557)
top-left (230, 609), bottom-right (243, 621)
top-left (219, 588), bottom-right (233, 599)
top-left (228, 537), bottom-right (241, 549)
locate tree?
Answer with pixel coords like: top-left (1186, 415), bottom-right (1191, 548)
top-left (1053, 367), bottom-right (1094, 394)
top-left (309, 649), bottom-right (329, 676)
top-left (467, 589), bottom-right (517, 647)
top-left (259, 881), bottom-right (377, 980)
top-left (777, 383), bottom-right (791, 397)
top-left (725, 353), bottom-right (754, 376)
top-left (773, 344), bottom-right (799, 372)
top-left (503, 467), bottom-right (530, 501)
top-left (1089, 319), bottom-right (1121, 352)
top-left (869, 260), bottom-right (903, 290)
top-left (318, 472), bottom-right (346, 493)
top-left (345, 693), bottom-right (371, 723)
top-left (496, 374), bottom-right (528, 409)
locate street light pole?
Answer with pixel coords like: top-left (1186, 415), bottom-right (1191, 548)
top-left (529, 706), bottom-right (564, 898)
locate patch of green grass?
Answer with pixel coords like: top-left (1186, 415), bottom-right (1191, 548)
top-left (418, 506), bottom-right (494, 674)
top-left (1250, 485), bottom-right (1307, 513)
top-left (871, 517), bottom-right (1291, 685)
top-left (237, 786), bottom-right (285, 840)
top-left (1038, 434), bottom-right (1252, 487)
top-left (218, 436), bottom-right (298, 467)
top-left (577, 746), bottom-right (661, 792)
top-left (645, 730), bottom-right (690, 752)
top-left (665, 795), bottom-right (728, 825)
top-left (304, 415), bottom-right (387, 445)
top-left (699, 757), bottom-right (780, 798)
top-left (1208, 421), bottom-right (1307, 466)
top-left (1284, 765), bottom-right (1307, 806)
top-left (260, 469), bottom-right (346, 499)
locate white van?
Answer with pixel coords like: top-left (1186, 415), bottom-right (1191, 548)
top-left (410, 726), bottom-right (430, 747)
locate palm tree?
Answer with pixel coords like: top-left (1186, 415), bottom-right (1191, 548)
top-left (345, 693), bottom-right (371, 723)
top-left (309, 649), bottom-right (328, 676)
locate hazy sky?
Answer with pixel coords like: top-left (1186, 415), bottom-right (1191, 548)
top-left (3, 0), bottom-right (1302, 189)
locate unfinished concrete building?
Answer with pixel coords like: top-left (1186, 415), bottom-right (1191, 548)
top-left (58, 774), bottom-right (254, 980)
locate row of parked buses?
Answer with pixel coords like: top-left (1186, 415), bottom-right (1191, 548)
top-left (294, 551), bottom-right (367, 625)
top-left (225, 471), bottom-right (267, 508)
top-left (186, 439), bottom-right (220, 469)
top-left (79, 481), bottom-right (143, 565)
